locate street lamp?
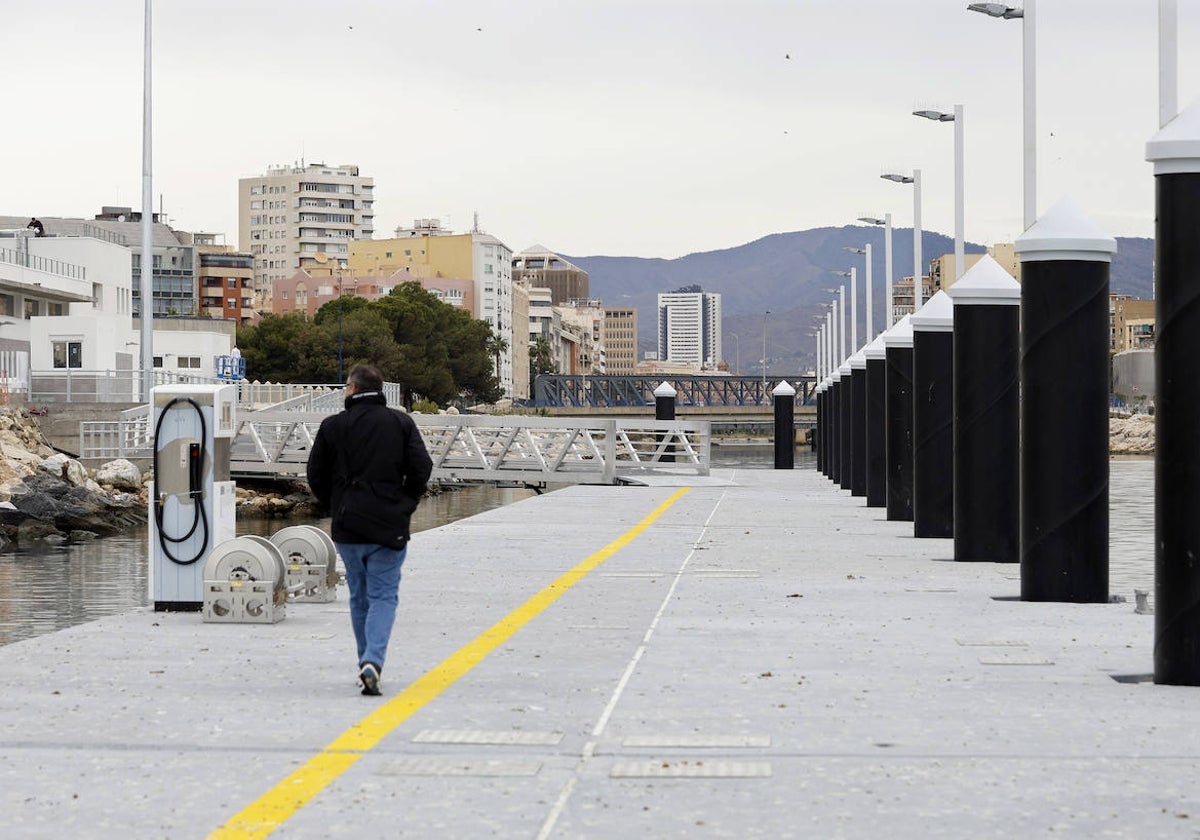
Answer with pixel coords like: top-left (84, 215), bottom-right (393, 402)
top-left (832, 269), bottom-right (857, 352)
top-left (761, 310), bottom-right (771, 393)
top-left (844, 244), bottom-right (874, 341)
top-left (882, 169), bottom-right (923, 310)
top-left (1161, 0), bottom-right (1177, 127)
top-left (337, 260), bottom-right (348, 383)
top-left (914, 104), bottom-right (965, 282)
top-left (858, 214), bottom-right (894, 328)
top-left (730, 333), bottom-right (739, 375)
top-left (968, 1), bottom-right (1035, 230)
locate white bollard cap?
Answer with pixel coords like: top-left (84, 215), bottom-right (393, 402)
top-left (849, 350), bottom-right (867, 370)
top-left (947, 255), bottom-right (1020, 307)
top-left (862, 333), bottom-right (887, 360)
top-left (910, 290), bottom-right (955, 333)
top-left (881, 314), bottom-right (914, 349)
top-left (1015, 196), bottom-right (1116, 263)
top-left (1147, 98), bottom-right (1200, 175)
top-left (653, 381), bottom-right (677, 398)
top-left (772, 380), bottom-right (796, 396)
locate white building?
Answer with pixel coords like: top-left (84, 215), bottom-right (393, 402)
top-left (657, 289), bottom-right (722, 370)
top-left (0, 227), bottom-right (233, 401)
top-left (238, 163), bottom-right (375, 310)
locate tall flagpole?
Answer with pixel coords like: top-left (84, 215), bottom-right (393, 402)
top-left (141, 0), bottom-right (154, 400)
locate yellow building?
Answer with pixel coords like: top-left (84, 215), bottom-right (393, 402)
top-left (349, 219), bottom-right (515, 398)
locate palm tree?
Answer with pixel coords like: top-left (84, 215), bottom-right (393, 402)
top-left (486, 331), bottom-right (509, 383)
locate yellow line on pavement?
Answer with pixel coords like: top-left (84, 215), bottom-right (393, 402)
top-left (210, 487), bottom-right (691, 839)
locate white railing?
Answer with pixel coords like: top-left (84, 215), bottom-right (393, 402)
top-left (79, 411), bottom-right (711, 484)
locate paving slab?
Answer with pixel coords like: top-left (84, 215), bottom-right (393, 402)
top-left (0, 468), bottom-right (1193, 839)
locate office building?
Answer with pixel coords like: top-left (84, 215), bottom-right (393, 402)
top-left (511, 246), bottom-right (588, 304)
top-left (657, 288), bottom-right (721, 370)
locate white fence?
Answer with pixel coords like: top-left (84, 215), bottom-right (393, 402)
top-left (79, 412), bottom-right (711, 484)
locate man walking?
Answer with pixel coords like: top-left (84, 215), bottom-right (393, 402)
top-left (307, 364), bottom-right (433, 696)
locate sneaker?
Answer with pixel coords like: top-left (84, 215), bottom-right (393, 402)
top-left (358, 662), bottom-right (381, 696)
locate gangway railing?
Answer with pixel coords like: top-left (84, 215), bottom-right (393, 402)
top-left (80, 411), bottom-right (711, 484)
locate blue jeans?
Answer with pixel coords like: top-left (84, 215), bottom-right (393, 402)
top-left (336, 542), bottom-right (407, 671)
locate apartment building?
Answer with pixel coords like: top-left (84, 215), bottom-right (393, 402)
top-left (657, 288), bottom-right (721, 370)
top-left (1112, 295), bottom-right (1155, 352)
top-left (559, 298), bottom-right (607, 375)
top-left (238, 163), bottom-right (375, 310)
top-left (195, 234), bottom-right (254, 323)
top-left (603, 306), bottom-right (638, 374)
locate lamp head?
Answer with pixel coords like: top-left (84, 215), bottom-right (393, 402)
top-left (832, 270), bottom-right (851, 278)
top-left (913, 109), bottom-right (954, 122)
top-left (857, 216), bottom-right (885, 226)
top-left (967, 3), bottom-right (1022, 19)
top-left (881, 173), bottom-right (915, 184)
top-left (843, 247), bottom-right (866, 255)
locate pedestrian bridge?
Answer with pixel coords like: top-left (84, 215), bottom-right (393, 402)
top-left (78, 392), bottom-right (710, 485)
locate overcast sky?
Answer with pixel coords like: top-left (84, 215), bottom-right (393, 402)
top-left (5, 1), bottom-right (1196, 258)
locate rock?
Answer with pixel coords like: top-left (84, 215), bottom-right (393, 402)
top-left (39, 453), bottom-right (89, 487)
top-left (12, 492), bottom-right (61, 521)
top-left (69, 530), bottom-right (98, 542)
top-left (96, 459), bottom-right (142, 491)
top-left (16, 518), bottom-right (62, 543)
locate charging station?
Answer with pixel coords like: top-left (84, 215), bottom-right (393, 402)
top-left (149, 384), bottom-right (237, 611)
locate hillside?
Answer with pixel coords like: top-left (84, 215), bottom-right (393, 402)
top-left (567, 227), bottom-right (1155, 376)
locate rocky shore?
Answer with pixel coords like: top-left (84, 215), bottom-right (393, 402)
top-left (1109, 413), bottom-right (1155, 456)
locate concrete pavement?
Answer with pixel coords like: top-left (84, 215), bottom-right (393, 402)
top-left (0, 467), bottom-right (1193, 839)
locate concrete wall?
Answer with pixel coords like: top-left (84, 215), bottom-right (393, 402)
top-left (1113, 347), bottom-right (1154, 402)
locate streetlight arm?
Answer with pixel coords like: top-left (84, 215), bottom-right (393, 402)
top-left (967, 3), bottom-right (1022, 18)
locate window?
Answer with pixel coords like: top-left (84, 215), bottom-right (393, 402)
top-left (153, 356), bottom-right (163, 368)
top-left (24, 299), bottom-right (39, 318)
top-left (0, 294), bottom-right (13, 317)
top-left (52, 339), bottom-right (83, 369)
top-left (228, 279), bottom-right (238, 289)
top-left (179, 356), bottom-right (201, 369)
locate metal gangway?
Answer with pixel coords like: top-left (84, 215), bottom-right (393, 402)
top-left (79, 390), bottom-right (710, 485)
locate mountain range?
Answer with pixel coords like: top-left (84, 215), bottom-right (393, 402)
top-left (567, 226), bottom-right (1155, 376)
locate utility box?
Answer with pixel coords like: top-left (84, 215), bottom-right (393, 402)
top-left (149, 384), bottom-right (237, 611)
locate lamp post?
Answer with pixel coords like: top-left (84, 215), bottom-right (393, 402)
top-left (337, 261), bottom-right (348, 383)
top-left (882, 170), bottom-right (923, 310)
top-left (730, 333), bottom-right (739, 375)
top-left (833, 270), bottom-right (857, 352)
top-left (914, 105), bottom-right (965, 282)
top-left (1161, 0), bottom-right (1177, 127)
top-left (858, 214), bottom-right (893, 328)
top-left (761, 310), bottom-right (771, 393)
top-left (968, 1), bottom-right (1035, 230)
top-left (845, 245), bottom-right (874, 341)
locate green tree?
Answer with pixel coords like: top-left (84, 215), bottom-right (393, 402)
top-left (529, 336), bottom-right (554, 396)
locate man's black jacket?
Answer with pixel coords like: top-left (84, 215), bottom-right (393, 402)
top-left (306, 391), bottom-right (433, 546)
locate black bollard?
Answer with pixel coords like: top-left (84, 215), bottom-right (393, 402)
top-left (773, 381), bottom-right (796, 469)
top-left (883, 316), bottom-right (914, 521)
top-left (911, 291), bottom-right (955, 539)
top-left (864, 335), bottom-right (887, 508)
top-left (849, 352), bottom-right (867, 497)
top-left (947, 257), bottom-right (1020, 562)
top-left (838, 362), bottom-right (853, 491)
top-left (1147, 111), bottom-right (1200, 683)
top-left (1016, 198), bottom-right (1114, 602)
top-left (654, 381), bottom-right (676, 464)
top-left (829, 373), bottom-right (842, 484)
top-left (818, 381), bottom-right (830, 476)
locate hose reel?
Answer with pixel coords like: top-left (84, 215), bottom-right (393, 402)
top-left (202, 536), bottom-right (287, 624)
top-left (270, 525), bottom-right (340, 603)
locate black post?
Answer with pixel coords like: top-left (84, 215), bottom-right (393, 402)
top-left (911, 292), bottom-right (955, 539)
top-left (948, 258), bottom-right (1021, 563)
top-left (773, 381), bottom-right (795, 469)
top-left (1016, 199), bottom-right (1114, 602)
top-left (829, 377), bottom-right (842, 484)
top-left (864, 337), bottom-right (887, 508)
top-left (849, 355), bottom-right (867, 497)
top-left (817, 384), bottom-right (828, 476)
top-left (838, 363), bottom-right (852, 491)
top-left (1148, 117), bottom-right (1200, 683)
top-left (884, 317), bottom-right (914, 521)
top-left (654, 381), bottom-right (676, 464)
